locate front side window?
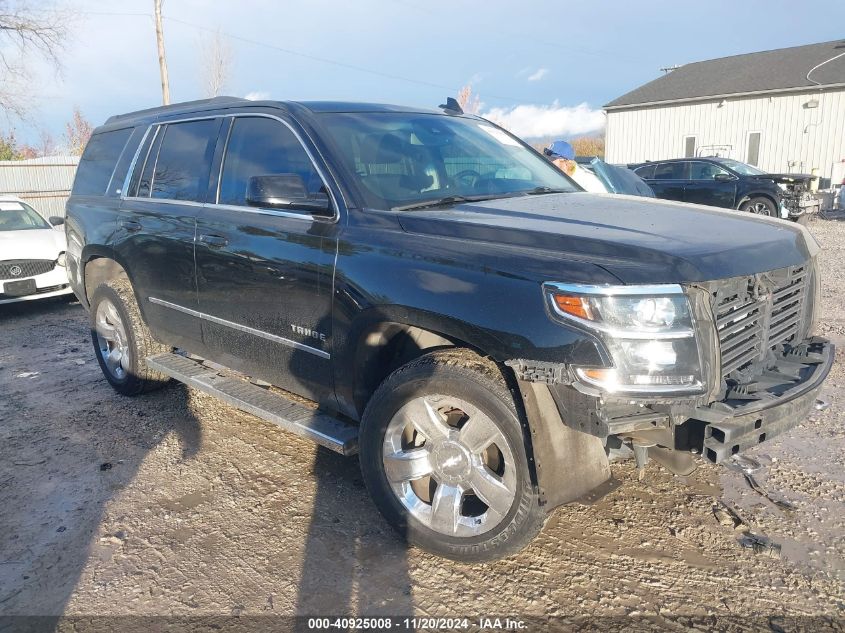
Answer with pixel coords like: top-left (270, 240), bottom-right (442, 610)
top-left (317, 112), bottom-right (577, 210)
top-left (0, 201), bottom-right (50, 231)
top-left (149, 119), bottom-right (217, 201)
top-left (218, 117), bottom-right (324, 206)
top-left (73, 127), bottom-right (133, 196)
top-left (690, 161), bottom-right (729, 180)
top-left (653, 162), bottom-right (688, 180)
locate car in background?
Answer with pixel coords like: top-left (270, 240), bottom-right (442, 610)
top-left (629, 157), bottom-right (818, 220)
top-left (575, 157), bottom-right (655, 197)
top-left (0, 196), bottom-right (72, 304)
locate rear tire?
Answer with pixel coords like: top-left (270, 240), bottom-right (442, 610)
top-left (359, 349), bottom-right (546, 562)
top-left (90, 278), bottom-right (170, 396)
top-left (740, 196), bottom-right (778, 217)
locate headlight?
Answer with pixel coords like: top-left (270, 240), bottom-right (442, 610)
top-left (544, 283), bottom-right (704, 395)
top-left (57, 252), bottom-right (67, 267)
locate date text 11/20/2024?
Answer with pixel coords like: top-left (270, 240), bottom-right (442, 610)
top-left (306, 617), bottom-right (528, 630)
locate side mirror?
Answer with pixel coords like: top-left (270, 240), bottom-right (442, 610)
top-left (714, 173), bottom-right (735, 182)
top-left (48, 216), bottom-right (65, 226)
top-left (246, 174), bottom-right (332, 216)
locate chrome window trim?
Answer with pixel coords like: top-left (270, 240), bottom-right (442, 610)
top-left (148, 297), bottom-right (330, 359)
top-left (102, 127), bottom-right (137, 197)
top-left (208, 203), bottom-right (330, 222)
top-left (123, 197), bottom-right (206, 207)
top-left (119, 112), bottom-right (343, 225)
top-left (120, 125), bottom-right (153, 198)
top-left (543, 282), bottom-right (694, 340)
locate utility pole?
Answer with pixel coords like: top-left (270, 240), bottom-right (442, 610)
top-left (154, 0), bottom-right (171, 105)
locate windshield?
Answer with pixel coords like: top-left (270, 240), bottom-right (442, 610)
top-left (712, 158), bottom-right (766, 176)
top-left (317, 112), bottom-right (578, 210)
top-left (0, 201), bottom-right (50, 231)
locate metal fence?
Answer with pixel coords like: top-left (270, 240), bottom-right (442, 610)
top-left (0, 156), bottom-right (79, 219)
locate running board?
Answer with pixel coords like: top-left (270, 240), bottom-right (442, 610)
top-left (146, 353), bottom-right (359, 455)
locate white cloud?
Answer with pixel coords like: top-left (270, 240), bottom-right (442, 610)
top-left (480, 101), bottom-right (605, 139)
top-left (527, 68), bottom-right (549, 82)
top-left (244, 91), bottom-right (270, 101)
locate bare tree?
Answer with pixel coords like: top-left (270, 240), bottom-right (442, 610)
top-left (64, 106), bottom-right (92, 156)
top-left (456, 84), bottom-right (481, 115)
top-left (36, 127), bottom-right (56, 156)
top-left (0, 1), bottom-right (69, 120)
top-left (199, 29), bottom-right (232, 98)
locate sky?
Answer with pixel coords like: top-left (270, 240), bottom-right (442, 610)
top-left (9, 0), bottom-right (845, 146)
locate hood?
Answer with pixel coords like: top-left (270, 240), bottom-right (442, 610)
top-left (749, 173), bottom-right (814, 185)
top-left (397, 193), bottom-right (814, 285)
top-left (0, 227), bottom-right (66, 261)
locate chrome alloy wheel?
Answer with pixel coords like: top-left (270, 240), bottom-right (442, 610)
top-left (748, 201), bottom-right (771, 215)
top-left (95, 298), bottom-right (130, 381)
top-left (382, 395), bottom-right (517, 537)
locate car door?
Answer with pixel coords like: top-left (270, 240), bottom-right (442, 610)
top-left (684, 161), bottom-right (737, 208)
top-left (116, 117), bottom-right (222, 350)
top-left (648, 162), bottom-right (688, 201)
top-left (194, 114), bottom-right (340, 406)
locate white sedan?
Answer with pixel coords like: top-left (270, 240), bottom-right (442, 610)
top-left (0, 196), bottom-right (73, 304)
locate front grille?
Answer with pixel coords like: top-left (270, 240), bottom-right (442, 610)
top-left (0, 259), bottom-right (55, 280)
top-left (713, 264), bottom-right (810, 380)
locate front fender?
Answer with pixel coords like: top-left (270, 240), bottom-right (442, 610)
top-left (331, 218), bottom-right (615, 417)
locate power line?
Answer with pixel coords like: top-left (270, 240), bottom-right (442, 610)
top-left (80, 10), bottom-right (523, 104)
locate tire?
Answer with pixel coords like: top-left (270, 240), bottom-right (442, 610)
top-left (359, 349), bottom-right (546, 562)
top-left (740, 196), bottom-right (778, 217)
top-left (89, 278), bottom-right (170, 396)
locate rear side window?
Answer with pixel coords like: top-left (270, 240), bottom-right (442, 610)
top-left (149, 119), bottom-right (217, 202)
top-left (653, 162), bottom-right (688, 180)
top-left (73, 128), bottom-right (133, 196)
top-left (218, 117), bottom-right (324, 206)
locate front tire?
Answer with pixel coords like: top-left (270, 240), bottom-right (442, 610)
top-left (89, 278), bottom-right (170, 396)
top-left (740, 196), bottom-right (778, 217)
top-left (359, 349), bottom-right (546, 562)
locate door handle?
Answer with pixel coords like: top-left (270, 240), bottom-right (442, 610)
top-left (199, 234), bottom-right (228, 248)
top-left (121, 220), bottom-right (142, 232)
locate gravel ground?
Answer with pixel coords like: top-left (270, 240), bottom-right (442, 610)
top-left (0, 217), bottom-right (844, 629)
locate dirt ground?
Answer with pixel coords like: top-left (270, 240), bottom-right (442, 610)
top-left (1, 217), bottom-right (844, 630)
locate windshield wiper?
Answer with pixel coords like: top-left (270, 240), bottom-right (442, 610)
top-left (392, 195), bottom-right (501, 212)
top-left (523, 186), bottom-right (571, 195)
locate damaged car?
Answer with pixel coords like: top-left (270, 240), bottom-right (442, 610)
top-left (631, 157), bottom-right (819, 220)
top-left (65, 98), bottom-right (832, 561)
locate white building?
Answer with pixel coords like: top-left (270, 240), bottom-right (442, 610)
top-left (605, 40), bottom-right (845, 185)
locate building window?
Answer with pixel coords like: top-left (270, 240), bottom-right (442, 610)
top-left (684, 136), bottom-right (696, 158)
top-left (747, 132), bottom-right (761, 167)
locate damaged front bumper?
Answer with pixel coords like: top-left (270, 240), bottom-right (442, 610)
top-left (694, 337), bottom-right (833, 463)
top-left (510, 337), bottom-right (834, 471)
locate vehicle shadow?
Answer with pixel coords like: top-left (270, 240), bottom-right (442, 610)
top-left (292, 311), bottom-right (415, 622)
top-left (294, 449), bottom-right (415, 619)
top-left (0, 298), bottom-right (202, 624)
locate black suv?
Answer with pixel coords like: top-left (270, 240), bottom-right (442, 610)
top-left (65, 98), bottom-right (832, 561)
top-left (630, 157), bottom-right (818, 219)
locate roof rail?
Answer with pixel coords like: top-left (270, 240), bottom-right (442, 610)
top-left (104, 96), bottom-right (247, 125)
